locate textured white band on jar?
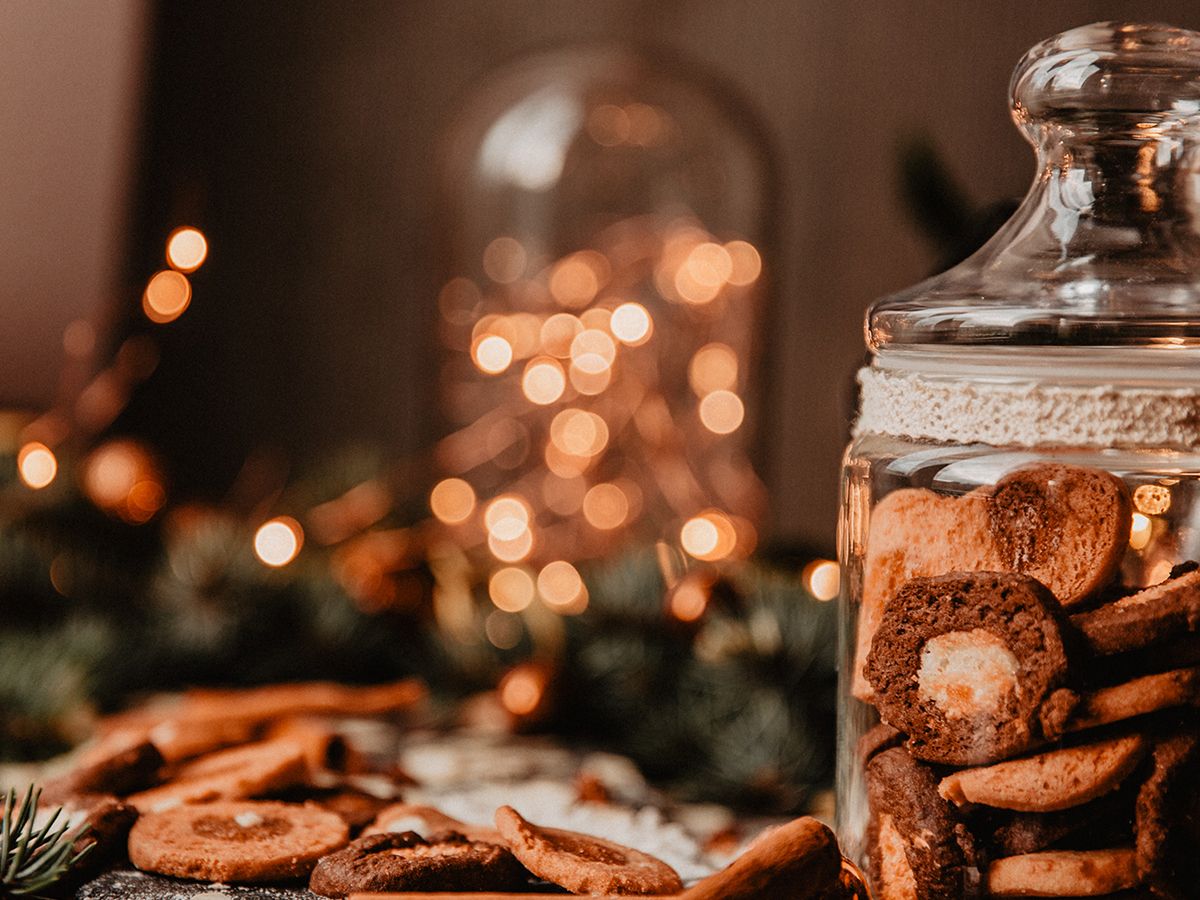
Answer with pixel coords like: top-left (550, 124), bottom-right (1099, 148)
top-left (855, 366), bottom-right (1200, 448)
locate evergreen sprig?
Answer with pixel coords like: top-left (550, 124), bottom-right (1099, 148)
top-left (0, 786), bottom-right (89, 897)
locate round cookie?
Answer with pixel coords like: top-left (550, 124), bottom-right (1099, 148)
top-left (494, 805), bottom-right (683, 896)
top-left (128, 799), bottom-right (348, 882)
top-left (865, 747), bottom-right (975, 900)
top-left (986, 847), bottom-right (1139, 897)
top-left (366, 802), bottom-right (501, 844)
top-left (1045, 665), bottom-right (1200, 735)
top-left (308, 830), bottom-right (528, 897)
top-left (1073, 568), bottom-right (1200, 657)
top-left (865, 572), bottom-right (1073, 765)
top-left (1135, 732), bottom-right (1200, 899)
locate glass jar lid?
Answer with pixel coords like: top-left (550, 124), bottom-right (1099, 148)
top-left (869, 22), bottom-right (1200, 354)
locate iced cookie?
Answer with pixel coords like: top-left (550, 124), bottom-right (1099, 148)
top-left (854, 463), bottom-right (1130, 698)
top-left (986, 847), bottom-right (1139, 896)
top-left (1074, 568), bottom-right (1200, 656)
top-left (129, 799), bottom-right (348, 882)
top-left (938, 733), bottom-right (1147, 812)
top-left (866, 748), bottom-right (975, 900)
top-left (865, 572), bottom-right (1073, 765)
top-left (309, 830), bottom-right (528, 896)
top-left (1135, 733), bottom-right (1200, 899)
top-left (125, 738), bottom-right (308, 813)
top-left (494, 804), bottom-right (683, 896)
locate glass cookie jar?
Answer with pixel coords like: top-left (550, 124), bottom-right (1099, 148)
top-left (838, 22), bottom-right (1200, 900)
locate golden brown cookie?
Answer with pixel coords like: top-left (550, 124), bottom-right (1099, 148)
top-left (309, 830), bottom-right (528, 897)
top-left (494, 804), bottom-right (683, 895)
top-left (125, 738), bottom-right (308, 812)
top-left (367, 802), bottom-right (500, 844)
top-left (986, 847), bottom-right (1139, 896)
top-left (685, 816), bottom-right (842, 900)
top-left (865, 572), bottom-right (1073, 765)
top-left (854, 464), bottom-right (1130, 699)
top-left (1074, 568), bottom-right (1200, 657)
top-left (128, 799), bottom-right (348, 882)
top-left (58, 738), bottom-right (164, 797)
top-left (1045, 666), bottom-right (1200, 735)
top-left (938, 733), bottom-right (1147, 812)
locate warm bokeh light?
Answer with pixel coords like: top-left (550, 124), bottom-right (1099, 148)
top-left (488, 528), bottom-right (534, 563)
top-left (472, 334), bottom-right (514, 374)
top-left (540, 313), bottom-right (582, 358)
top-left (17, 442), bottom-right (57, 489)
top-left (669, 577), bottom-right (710, 622)
top-left (489, 567), bottom-right (536, 612)
top-left (724, 240), bottom-right (762, 285)
top-left (143, 270), bottom-right (192, 323)
top-left (699, 390), bottom-right (745, 434)
top-left (579, 307), bottom-right (612, 333)
top-left (544, 442), bottom-right (592, 478)
top-left (609, 302), bottom-right (652, 345)
top-left (482, 236), bottom-right (527, 284)
top-left (499, 664), bottom-right (546, 716)
top-left (254, 516), bottom-right (304, 567)
top-left (166, 226), bottom-right (208, 272)
top-left (522, 358), bottom-right (566, 405)
top-left (803, 559), bottom-right (841, 601)
top-left (569, 329), bottom-right (617, 374)
top-left (582, 482), bottom-right (629, 530)
top-left (537, 560), bottom-right (584, 609)
top-left (542, 473), bottom-right (586, 515)
top-left (549, 252), bottom-right (604, 307)
top-left (568, 361), bottom-right (612, 396)
top-left (1133, 484), bottom-right (1171, 515)
top-left (689, 343), bottom-right (739, 395)
top-left (430, 478), bottom-right (476, 524)
top-left (1129, 512), bottom-right (1153, 551)
top-left (686, 242), bottom-right (734, 287)
top-left (82, 440), bottom-right (165, 524)
top-left (680, 510), bottom-right (737, 561)
top-left (550, 409), bottom-right (609, 457)
top-left (587, 103), bottom-right (631, 146)
top-left (485, 611), bottom-right (523, 649)
top-left (485, 495), bottom-right (532, 541)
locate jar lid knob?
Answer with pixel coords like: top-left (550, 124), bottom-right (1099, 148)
top-left (1011, 21), bottom-right (1200, 137)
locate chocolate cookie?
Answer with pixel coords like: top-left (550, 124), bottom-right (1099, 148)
top-left (854, 463), bottom-right (1129, 699)
top-left (494, 804), bottom-right (684, 896)
top-left (939, 733), bottom-right (1147, 812)
top-left (128, 799), bottom-right (348, 882)
top-left (865, 572), bottom-right (1073, 765)
top-left (982, 786), bottom-right (1136, 856)
top-left (865, 748), bottom-right (975, 900)
top-left (986, 847), bottom-right (1139, 897)
top-left (1073, 568), bottom-right (1200, 657)
top-left (61, 738), bottom-right (164, 797)
top-left (308, 830), bottom-right (528, 897)
top-left (1135, 733), bottom-right (1200, 899)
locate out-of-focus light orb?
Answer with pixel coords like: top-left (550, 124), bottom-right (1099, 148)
top-left (549, 252), bottom-right (605, 307)
top-left (485, 611), bottom-right (523, 649)
top-left (669, 578), bottom-right (709, 622)
top-left (699, 390), bottom-right (745, 434)
top-left (569, 329), bottom-right (616, 374)
top-left (609, 302), bottom-right (652, 345)
top-left (166, 226), bottom-right (208, 272)
top-left (482, 236), bottom-right (527, 284)
top-left (143, 270), bottom-right (192, 323)
top-left (537, 560), bottom-right (584, 608)
top-left (686, 242), bottom-right (734, 287)
top-left (544, 442), bottom-right (591, 478)
top-left (430, 477), bottom-right (476, 524)
top-left (724, 240), bottom-right (762, 285)
top-left (473, 335), bottom-right (514, 374)
top-left (522, 358), bottom-right (566, 405)
top-left (550, 409), bottom-right (609, 457)
top-left (540, 313), bottom-right (583, 358)
top-left (542, 473), bottom-right (586, 515)
top-left (1133, 484), bottom-right (1171, 515)
top-left (83, 440), bottom-right (165, 524)
top-left (689, 343), bottom-right (738, 395)
top-left (587, 103), bottom-right (631, 146)
top-left (681, 510), bottom-right (736, 561)
top-left (488, 528), bottom-right (534, 563)
top-left (579, 307), bottom-right (612, 333)
top-left (582, 482), bottom-right (628, 530)
top-left (803, 559), bottom-right (841, 601)
top-left (254, 516), bottom-right (304, 567)
top-left (499, 665), bottom-right (545, 715)
top-left (17, 442), bottom-right (57, 489)
top-left (1129, 512), bottom-right (1153, 551)
top-left (489, 567), bottom-right (535, 612)
top-left (485, 495), bottom-right (531, 541)
top-left (568, 361), bottom-right (612, 396)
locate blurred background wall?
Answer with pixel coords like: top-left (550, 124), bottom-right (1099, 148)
top-left (5, 0), bottom-right (1200, 552)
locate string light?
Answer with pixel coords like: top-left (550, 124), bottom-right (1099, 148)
top-left (540, 313), bottom-right (582, 357)
top-left (582, 482), bottom-right (629, 529)
top-left (803, 559), bottom-right (841, 601)
top-left (166, 227), bottom-right (208, 272)
top-left (254, 516), bottom-right (304, 567)
top-left (488, 529), bottom-right (534, 563)
top-left (724, 240), bottom-right (762, 285)
top-left (473, 335), bottom-right (514, 374)
top-left (569, 329), bottom-right (616, 374)
top-left (550, 409), bottom-right (608, 457)
top-left (522, 358), bottom-right (566, 405)
top-left (609, 302), bottom-right (652, 345)
top-left (699, 390), bottom-right (745, 434)
top-left (83, 440), bottom-right (165, 524)
top-left (482, 236), bottom-right (526, 284)
top-left (489, 567), bottom-right (536, 612)
top-left (143, 270), bottom-right (192, 323)
top-left (499, 664), bottom-right (546, 716)
top-left (680, 510), bottom-right (736, 562)
top-left (485, 496), bottom-right (531, 540)
top-left (537, 560), bottom-right (584, 609)
top-left (668, 576), bottom-right (710, 622)
top-left (689, 344), bottom-right (738, 395)
top-left (430, 478), bottom-right (476, 524)
top-left (17, 442), bottom-right (57, 489)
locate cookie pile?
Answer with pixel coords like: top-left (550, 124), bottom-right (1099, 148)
top-left (856, 463), bottom-right (1200, 899)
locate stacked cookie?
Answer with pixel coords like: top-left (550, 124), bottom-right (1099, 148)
top-left (856, 463), bottom-right (1200, 899)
